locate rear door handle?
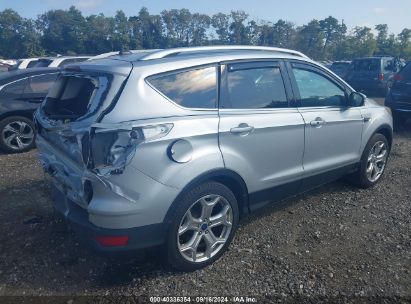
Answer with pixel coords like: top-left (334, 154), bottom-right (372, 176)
top-left (230, 123), bottom-right (254, 134)
top-left (310, 118), bottom-right (326, 128)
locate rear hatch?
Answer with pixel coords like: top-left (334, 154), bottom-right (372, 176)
top-left (35, 59), bottom-right (133, 186)
top-left (346, 59), bottom-right (381, 89)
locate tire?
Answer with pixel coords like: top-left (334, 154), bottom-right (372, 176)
top-left (167, 182), bottom-right (239, 271)
top-left (0, 116), bottom-right (36, 153)
top-left (350, 133), bottom-right (389, 189)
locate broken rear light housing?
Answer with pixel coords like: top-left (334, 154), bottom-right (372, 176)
top-left (90, 123), bottom-right (173, 176)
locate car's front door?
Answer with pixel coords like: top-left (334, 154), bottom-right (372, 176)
top-left (218, 61), bottom-right (305, 209)
top-left (287, 61), bottom-right (364, 189)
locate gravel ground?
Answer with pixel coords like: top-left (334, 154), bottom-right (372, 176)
top-left (0, 99), bottom-right (410, 303)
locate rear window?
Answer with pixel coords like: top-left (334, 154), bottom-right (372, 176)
top-left (147, 66), bottom-right (217, 109)
top-left (33, 59), bottom-right (52, 68)
top-left (26, 60), bottom-right (40, 68)
top-left (351, 59), bottom-right (380, 71)
top-left (43, 75), bottom-right (98, 120)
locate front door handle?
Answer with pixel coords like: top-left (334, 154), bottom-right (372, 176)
top-left (310, 117), bottom-right (326, 128)
top-left (230, 123), bottom-right (254, 134)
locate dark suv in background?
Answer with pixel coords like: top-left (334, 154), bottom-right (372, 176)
top-left (0, 68), bottom-right (59, 153)
top-left (329, 61), bottom-right (351, 78)
top-left (385, 62), bottom-right (411, 125)
top-left (345, 56), bottom-right (404, 95)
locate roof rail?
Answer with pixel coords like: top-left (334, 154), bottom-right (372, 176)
top-left (139, 45), bottom-right (310, 60)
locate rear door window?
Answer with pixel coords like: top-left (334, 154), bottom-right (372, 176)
top-left (220, 62), bottom-right (288, 109)
top-left (0, 78), bottom-right (28, 98)
top-left (147, 66), bottom-right (217, 109)
top-left (24, 73), bottom-right (58, 95)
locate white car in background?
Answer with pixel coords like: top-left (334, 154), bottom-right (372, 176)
top-left (34, 56), bottom-right (91, 68)
top-left (88, 50), bottom-right (161, 61)
top-left (8, 58), bottom-right (40, 70)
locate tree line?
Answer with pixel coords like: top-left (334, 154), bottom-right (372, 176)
top-left (0, 6), bottom-right (410, 61)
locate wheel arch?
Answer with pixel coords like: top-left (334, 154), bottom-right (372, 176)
top-left (163, 169), bottom-right (249, 224)
top-left (375, 124), bottom-right (393, 150)
top-left (0, 110), bottom-right (35, 123)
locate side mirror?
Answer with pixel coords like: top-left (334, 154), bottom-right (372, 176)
top-left (348, 92), bottom-right (365, 107)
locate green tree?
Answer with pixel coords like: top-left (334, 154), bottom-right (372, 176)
top-left (111, 10), bottom-right (131, 51)
top-left (211, 13), bottom-right (230, 44)
top-left (188, 13), bottom-right (211, 46)
top-left (84, 14), bottom-right (113, 53)
top-left (229, 11), bottom-right (250, 45)
top-left (398, 28), bottom-right (411, 58)
top-left (0, 9), bottom-right (44, 58)
top-left (319, 16), bottom-right (347, 59)
top-left (38, 6), bottom-right (87, 55)
top-left (296, 20), bottom-right (324, 59)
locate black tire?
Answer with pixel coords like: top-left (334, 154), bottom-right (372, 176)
top-left (167, 182), bottom-right (239, 271)
top-left (0, 116), bottom-right (36, 153)
top-left (349, 133), bottom-right (389, 189)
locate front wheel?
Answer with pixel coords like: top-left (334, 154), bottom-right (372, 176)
top-left (167, 182), bottom-right (239, 271)
top-left (350, 133), bottom-right (389, 188)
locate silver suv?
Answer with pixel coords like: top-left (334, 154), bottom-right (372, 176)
top-left (34, 46), bottom-right (393, 271)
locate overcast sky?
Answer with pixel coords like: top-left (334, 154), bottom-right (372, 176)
top-left (1, 0), bottom-right (410, 34)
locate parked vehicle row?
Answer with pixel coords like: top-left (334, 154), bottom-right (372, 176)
top-left (8, 56), bottom-right (90, 71)
top-left (345, 56), bottom-right (404, 95)
top-left (32, 46), bottom-right (393, 271)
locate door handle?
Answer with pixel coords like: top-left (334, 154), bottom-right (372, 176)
top-left (230, 123), bottom-right (254, 134)
top-left (310, 118), bottom-right (326, 128)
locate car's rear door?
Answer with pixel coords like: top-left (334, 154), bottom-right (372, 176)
top-left (218, 60), bottom-right (305, 210)
top-left (286, 61), bottom-right (363, 190)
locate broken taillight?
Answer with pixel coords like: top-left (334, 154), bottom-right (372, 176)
top-left (90, 123), bottom-right (173, 176)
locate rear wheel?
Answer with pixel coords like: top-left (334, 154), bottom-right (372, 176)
top-left (0, 116), bottom-right (35, 153)
top-left (350, 133), bottom-right (389, 188)
top-left (167, 182), bottom-right (239, 271)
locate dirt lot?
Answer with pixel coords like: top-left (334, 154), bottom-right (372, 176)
top-left (0, 99), bottom-right (410, 302)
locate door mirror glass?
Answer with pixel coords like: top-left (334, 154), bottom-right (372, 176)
top-left (349, 92), bottom-right (365, 107)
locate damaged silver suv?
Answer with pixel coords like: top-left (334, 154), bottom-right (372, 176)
top-left (35, 46), bottom-right (393, 271)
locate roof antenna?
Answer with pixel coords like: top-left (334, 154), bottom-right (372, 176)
top-left (119, 45), bottom-right (132, 56)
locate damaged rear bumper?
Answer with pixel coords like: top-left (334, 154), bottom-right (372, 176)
top-left (52, 184), bottom-right (167, 254)
top-left (36, 133), bottom-right (181, 252)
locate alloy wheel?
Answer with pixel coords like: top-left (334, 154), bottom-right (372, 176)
top-left (1, 120), bottom-right (34, 151)
top-left (366, 140), bottom-right (388, 183)
top-left (177, 194), bottom-right (233, 263)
